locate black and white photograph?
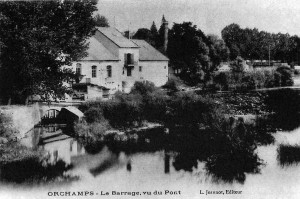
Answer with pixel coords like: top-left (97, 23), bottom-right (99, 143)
top-left (1, 0), bottom-right (300, 198)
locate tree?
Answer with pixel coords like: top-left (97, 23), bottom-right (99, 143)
top-left (150, 21), bottom-right (158, 38)
top-left (221, 23), bottom-right (300, 64)
top-left (132, 28), bottom-right (155, 46)
top-left (150, 21), bottom-right (158, 46)
top-left (94, 14), bottom-right (109, 27)
top-left (207, 35), bottom-right (230, 67)
top-left (167, 22), bottom-right (212, 85)
top-left (276, 66), bottom-right (293, 86)
top-left (0, 0), bottom-right (97, 104)
top-left (221, 23), bottom-right (243, 60)
top-left (230, 56), bottom-right (245, 73)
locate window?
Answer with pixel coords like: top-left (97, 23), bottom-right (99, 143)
top-left (127, 67), bottom-right (132, 76)
top-left (92, 65), bottom-right (97, 78)
top-left (124, 53), bottom-right (134, 65)
top-left (76, 63), bottom-right (82, 75)
top-left (107, 65), bottom-right (112, 77)
top-left (139, 66), bottom-right (142, 72)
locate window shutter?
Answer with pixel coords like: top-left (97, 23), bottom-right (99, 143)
top-left (131, 54), bottom-right (134, 64)
top-left (124, 54), bottom-right (127, 64)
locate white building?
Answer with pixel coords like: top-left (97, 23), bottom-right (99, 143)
top-left (69, 27), bottom-right (169, 101)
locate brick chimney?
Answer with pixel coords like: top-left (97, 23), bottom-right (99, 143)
top-left (162, 15), bottom-right (168, 54)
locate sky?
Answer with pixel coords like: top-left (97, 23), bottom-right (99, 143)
top-left (96, 0), bottom-right (300, 37)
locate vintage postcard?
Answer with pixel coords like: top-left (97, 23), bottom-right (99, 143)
top-left (1, 0), bottom-right (300, 198)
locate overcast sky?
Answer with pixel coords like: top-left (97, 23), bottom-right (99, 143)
top-left (96, 0), bottom-right (300, 37)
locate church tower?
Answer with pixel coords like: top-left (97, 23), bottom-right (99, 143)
top-left (162, 15), bottom-right (168, 54)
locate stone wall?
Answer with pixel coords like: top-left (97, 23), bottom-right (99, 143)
top-left (0, 103), bottom-right (42, 140)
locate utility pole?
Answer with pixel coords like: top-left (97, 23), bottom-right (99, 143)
top-left (269, 45), bottom-right (271, 66)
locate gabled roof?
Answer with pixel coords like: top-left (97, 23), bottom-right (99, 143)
top-left (82, 37), bottom-right (119, 61)
top-left (132, 39), bottom-right (169, 61)
top-left (97, 27), bottom-right (139, 48)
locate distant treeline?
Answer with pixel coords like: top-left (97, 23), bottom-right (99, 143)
top-left (222, 23), bottom-right (300, 63)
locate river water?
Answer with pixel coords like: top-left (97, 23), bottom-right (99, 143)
top-left (2, 90), bottom-right (300, 199)
top-left (0, 126), bottom-right (299, 199)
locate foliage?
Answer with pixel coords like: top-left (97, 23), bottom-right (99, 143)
top-left (84, 107), bottom-right (105, 123)
top-left (94, 14), bottom-right (109, 27)
top-left (230, 56), bottom-right (245, 73)
top-left (132, 17), bottom-right (165, 49)
top-left (133, 28), bottom-right (156, 47)
top-left (130, 81), bottom-right (157, 96)
top-left (275, 66), bottom-right (293, 86)
top-left (150, 21), bottom-right (158, 45)
top-left (79, 81), bottom-right (219, 129)
top-left (74, 119), bottom-right (111, 141)
top-left (166, 92), bottom-right (218, 127)
top-left (0, 1), bottom-right (97, 104)
top-left (168, 22), bottom-right (229, 86)
top-left (162, 76), bottom-right (181, 92)
top-left (222, 23), bottom-right (300, 63)
top-left (0, 112), bottom-right (18, 139)
top-left (213, 67), bottom-right (292, 91)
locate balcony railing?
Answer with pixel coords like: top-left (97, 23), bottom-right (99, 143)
top-left (124, 61), bottom-right (138, 67)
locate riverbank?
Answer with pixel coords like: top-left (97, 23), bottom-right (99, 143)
top-left (0, 142), bottom-right (40, 165)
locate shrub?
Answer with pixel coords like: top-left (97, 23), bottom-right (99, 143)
top-left (241, 74), bottom-right (256, 90)
top-left (142, 89), bottom-right (169, 122)
top-left (213, 72), bottom-right (229, 91)
top-left (162, 76), bottom-right (182, 92)
top-left (212, 68), bottom-right (291, 91)
top-left (74, 119), bottom-right (111, 141)
top-left (0, 113), bottom-right (18, 139)
top-left (79, 81), bottom-right (220, 129)
top-left (84, 107), bottom-right (104, 123)
top-left (130, 81), bottom-right (157, 95)
top-left (276, 66), bottom-right (293, 86)
top-left (166, 92), bottom-right (218, 127)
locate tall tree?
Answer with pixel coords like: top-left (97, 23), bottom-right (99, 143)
top-left (221, 23), bottom-right (300, 64)
top-left (0, 0), bottom-right (97, 104)
top-left (167, 22), bottom-right (212, 85)
top-left (132, 28), bottom-right (155, 46)
top-left (150, 21), bottom-right (158, 37)
top-left (94, 14), bottom-right (109, 27)
top-left (150, 21), bottom-right (158, 47)
top-left (221, 23), bottom-right (242, 60)
top-left (207, 34), bottom-right (230, 65)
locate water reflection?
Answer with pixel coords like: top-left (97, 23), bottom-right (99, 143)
top-left (5, 112), bottom-right (300, 186)
top-left (277, 144), bottom-right (300, 167)
top-left (265, 89), bottom-right (300, 131)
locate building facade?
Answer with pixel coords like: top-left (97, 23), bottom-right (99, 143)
top-left (69, 27), bottom-right (169, 101)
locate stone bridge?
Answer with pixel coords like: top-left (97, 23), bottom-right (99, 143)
top-left (0, 102), bottom-right (81, 139)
